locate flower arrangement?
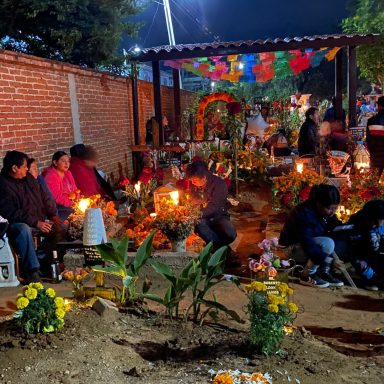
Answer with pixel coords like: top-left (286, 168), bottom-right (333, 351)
top-left (67, 195), bottom-right (118, 240)
top-left (338, 170), bottom-right (384, 220)
top-left (272, 168), bottom-right (324, 211)
top-left (14, 283), bottom-right (67, 334)
top-left (249, 238), bottom-right (291, 278)
top-left (244, 281), bottom-right (297, 355)
top-left (123, 179), bottom-right (157, 211)
top-left (209, 369), bottom-right (272, 384)
top-left (154, 199), bottom-right (200, 242)
top-left (238, 149), bottom-right (271, 181)
top-left (62, 267), bottom-right (90, 291)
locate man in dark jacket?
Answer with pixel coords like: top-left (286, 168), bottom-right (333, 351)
top-left (0, 151), bottom-right (62, 282)
top-left (366, 96), bottom-right (384, 175)
top-left (279, 184), bottom-right (344, 288)
top-left (298, 107), bottom-right (320, 157)
top-left (186, 161), bottom-right (237, 250)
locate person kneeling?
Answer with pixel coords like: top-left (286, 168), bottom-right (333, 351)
top-left (185, 161), bottom-right (237, 252)
top-left (279, 184), bottom-right (344, 288)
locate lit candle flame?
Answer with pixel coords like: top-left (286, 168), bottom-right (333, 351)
top-left (170, 190), bottom-right (179, 205)
top-left (150, 213), bottom-right (157, 219)
top-left (134, 182), bottom-right (141, 193)
top-left (296, 162), bottom-right (304, 174)
top-left (78, 198), bottom-right (91, 213)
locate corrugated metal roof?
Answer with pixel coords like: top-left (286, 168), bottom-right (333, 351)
top-left (134, 33), bottom-right (380, 62)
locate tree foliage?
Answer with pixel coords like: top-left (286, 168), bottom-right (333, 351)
top-left (0, 0), bottom-right (143, 68)
top-left (342, 0), bottom-right (384, 89)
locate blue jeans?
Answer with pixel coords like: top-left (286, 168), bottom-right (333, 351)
top-left (8, 223), bottom-right (40, 274)
top-left (195, 216), bottom-right (237, 250)
top-left (285, 236), bottom-right (335, 272)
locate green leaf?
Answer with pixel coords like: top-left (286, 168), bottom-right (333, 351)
top-left (208, 246), bottom-right (227, 268)
top-left (95, 243), bottom-right (121, 265)
top-left (139, 293), bottom-right (163, 304)
top-left (115, 236), bottom-right (129, 266)
top-left (198, 298), bottom-right (243, 323)
top-left (123, 275), bottom-right (136, 288)
top-left (133, 230), bottom-right (156, 273)
top-left (150, 260), bottom-right (176, 285)
top-left (198, 242), bottom-right (213, 271)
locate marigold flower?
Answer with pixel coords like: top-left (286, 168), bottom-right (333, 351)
top-left (17, 297), bottom-right (29, 309)
top-left (24, 287), bottom-right (38, 300)
top-left (212, 373), bottom-right (233, 384)
top-left (54, 297), bottom-right (65, 308)
top-left (46, 288), bottom-right (56, 298)
top-left (55, 308), bottom-right (66, 319)
top-left (30, 282), bottom-right (44, 290)
top-left (268, 304), bottom-right (279, 313)
top-left (288, 302), bottom-right (299, 313)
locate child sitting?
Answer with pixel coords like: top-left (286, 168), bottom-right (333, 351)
top-left (348, 199), bottom-right (384, 291)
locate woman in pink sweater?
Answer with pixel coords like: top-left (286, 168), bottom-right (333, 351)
top-left (43, 151), bottom-right (78, 220)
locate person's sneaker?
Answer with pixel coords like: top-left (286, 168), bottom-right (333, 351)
top-left (300, 274), bottom-right (330, 288)
top-left (317, 271), bottom-right (344, 287)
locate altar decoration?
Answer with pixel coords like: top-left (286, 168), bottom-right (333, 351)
top-left (153, 185), bottom-right (179, 212)
top-left (327, 150), bottom-right (350, 176)
top-left (14, 283), bottom-right (67, 334)
top-left (244, 281), bottom-right (297, 355)
top-left (238, 149), bottom-right (270, 181)
top-left (272, 168), bottom-right (324, 211)
top-left (195, 92), bottom-right (237, 140)
top-left (67, 195), bottom-right (117, 241)
top-left (339, 171), bottom-right (384, 220)
top-left (353, 142), bottom-right (370, 170)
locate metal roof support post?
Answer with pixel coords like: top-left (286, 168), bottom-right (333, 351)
top-left (152, 60), bottom-right (163, 145)
top-left (348, 46), bottom-right (357, 128)
top-left (131, 62), bottom-right (140, 145)
top-left (335, 49), bottom-right (343, 121)
top-left (172, 68), bottom-right (181, 139)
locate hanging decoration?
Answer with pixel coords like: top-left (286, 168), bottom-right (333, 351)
top-left (195, 92), bottom-right (237, 140)
top-left (164, 48), bottom-right (338, 83)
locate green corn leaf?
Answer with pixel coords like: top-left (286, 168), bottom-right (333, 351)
top-left (139, 293), bottom-right (163, 303)
top-left (198, 298), bottom-right (242, 323)
top-left (208, 246), bottom-right (227, 268)
top-left (92, 265), bottom-right (123, 277)
top-left (133, 230), bottom-right (156, 273)
top-left (150, 260), bottom-right (176, 285)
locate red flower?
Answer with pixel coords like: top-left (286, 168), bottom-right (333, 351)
top-left (281, 191), bottom-right (294, 206)
top-left (139, 167), bottom-right (153, 184)
top-left (299, 186), bottom-right (311, 201)
top-left (155, 168), bottom-right (164, 180)
top-left (272, 101), bottom-right (280, 109)
top-left (360, 187), bottom-right (381, 200)
top-left (118, 177), bottom-right (130, 187)
top-left (226, 101), bottom-right (242, 115)
top-left (176, 179), bottom-right (190, 191)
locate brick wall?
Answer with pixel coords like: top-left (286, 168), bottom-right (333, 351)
top-left (0, 50), bottom-right (196, 183)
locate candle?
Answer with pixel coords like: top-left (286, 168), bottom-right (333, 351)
top-left (346, 209), bottom-right (351, 216)
top-left (134, 182), bottom-right (141, 197)
top-left (150, 213), bottom-right (157, 219)
top-left (296, 162), bottom-right (304, 174)
top-left (169, 190), bottom-right (179, 205)
top-left (78, 198), bottom-right (91, 213)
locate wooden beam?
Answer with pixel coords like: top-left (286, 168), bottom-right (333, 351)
top-left (152, 60), bottom-right (163, 145)
top-left (131, 62), bottom-right (140, 145)
top-left (335, 49), bottom-right (343, 121)
top-left (348, 46), bottom-right (357, 128)
top-left (172, 69), bottom-right (181, 138)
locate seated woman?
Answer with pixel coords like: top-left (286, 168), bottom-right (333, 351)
top-left (348, 199), bottom-right (384, 290)
top-left (69, 144), bottom-right (115, 200)
top-left (43, 151), bottom-right (77, 221)
top-left (279, 184), bottom-right (344, 288)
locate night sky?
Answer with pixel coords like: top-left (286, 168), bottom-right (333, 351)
top-left (127, 0), bottom-right (352, 49)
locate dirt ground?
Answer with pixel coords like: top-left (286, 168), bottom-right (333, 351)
top-left (1, 183), bottom-right (384, 384)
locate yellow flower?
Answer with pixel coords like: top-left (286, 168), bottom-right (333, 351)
top-left (268, 304), bottom-right (279, 313)
top-left (46, 288), bottom-right (56, 298)
top-left (287, 288), bottom-right (294, 296)
top-left (30, 282), bottom-right (44, 290)
top-left (54, 297), bottom-right (65, 308)
top-left (288, 302), bottom-right (299, 313)
top-left (55, 308), bottom-right (66, 319)
top-left (17, 297), bottom-right (29, 309)
top-left (24, 287), bottom-right (38, 300)
top-left (267, 294), bottom-right (285, 306)
top-left (212, 373), bottom-right (233, 384)
top-left (245, 281), bottom-right (267, 293)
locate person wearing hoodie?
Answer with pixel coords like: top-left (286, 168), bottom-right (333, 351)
top-left (43, 151), bottom-right (77, 221)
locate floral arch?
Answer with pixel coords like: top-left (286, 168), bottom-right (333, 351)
top-left (195, 92), bottom-right (237, 140)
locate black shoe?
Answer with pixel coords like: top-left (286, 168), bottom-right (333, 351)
top-left (317, 271), bottom-right (344, 287)
top-left (26, 270), bottom-right (43, 284)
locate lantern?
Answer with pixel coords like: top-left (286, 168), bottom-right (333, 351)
top-left (296, 161), bottom-right (304, 174)
top-left (353, 142), bottom-right (370, 170)
top-left (153, 185), bottom-right (179, 212)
